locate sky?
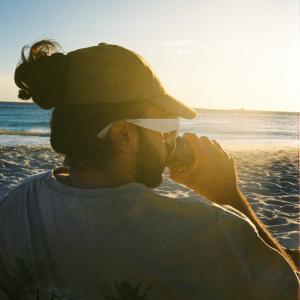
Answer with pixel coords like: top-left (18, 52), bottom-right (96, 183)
top-left (0, 0), bottom-right (299, 112)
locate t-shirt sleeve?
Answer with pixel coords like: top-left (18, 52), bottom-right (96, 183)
top-left (0, 234), bottom-right (18, 299)
top-left (0, 195), bottom-right (21, 299)
top-left (0, 268), bottom-right (17, 300)
top-left (0, 290), bottom-right (12, 300)
top-left (218, 208), bottom-right (299, 299)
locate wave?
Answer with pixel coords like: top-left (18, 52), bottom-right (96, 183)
top-left (0, 129), bottom-right (50, 137)
top-left (3, 121), bottom-right (50, 127)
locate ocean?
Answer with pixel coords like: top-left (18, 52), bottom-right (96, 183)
top-left (0, 102), bottom-right (299, 146)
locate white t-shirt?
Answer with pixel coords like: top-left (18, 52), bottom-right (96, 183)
top-left (0, 169), bottom-right (298, 299)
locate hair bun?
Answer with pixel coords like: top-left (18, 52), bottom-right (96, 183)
top-left (18, 89), bottom-right (31, 100)
top-left (14, 40), bottom-right (66, 109)
top-left (15, 62), bottom-right (32, 100)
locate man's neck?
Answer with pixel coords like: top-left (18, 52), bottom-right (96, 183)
top-left (54, 166), bottom-right (135, 189)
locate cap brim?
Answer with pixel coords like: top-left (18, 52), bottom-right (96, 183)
top-left (150, 94), bottom-right (198, 119)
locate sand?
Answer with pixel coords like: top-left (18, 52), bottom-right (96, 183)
top-left (0, 144), bottom-right (299, 262)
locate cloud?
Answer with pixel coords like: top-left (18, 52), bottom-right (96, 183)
top-left (162, 40), bottom-right (196, 47)
top-left (172, 49), bottom-right (193, 55)
top-left (162, 40), bottom-right (196, 55)
top-left (198, 40), bottom-right (264, 51)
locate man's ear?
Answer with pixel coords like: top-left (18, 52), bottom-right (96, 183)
top-left (107, 120), bottom-right (131, 144)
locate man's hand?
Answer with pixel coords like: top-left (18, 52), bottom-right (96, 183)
top-left (169, 133), bottom-right (299, 272)
top-left (169, 133), bottom-right (239, 205)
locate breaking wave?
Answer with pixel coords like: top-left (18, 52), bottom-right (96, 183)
top-left (0, 129), bottom-right (50, 137)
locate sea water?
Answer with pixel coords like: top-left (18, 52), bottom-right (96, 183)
top-left (0, 102), bottom-right (299, 146)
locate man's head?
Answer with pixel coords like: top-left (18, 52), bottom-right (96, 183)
top-left (14, 40), bottom-right (197, 187)
top-left (101, 103), bottom-right (178, 187)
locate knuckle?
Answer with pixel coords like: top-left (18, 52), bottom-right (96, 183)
top-left (183, 132), bottom-right (198, 140)
top-left (199, 136), bottom-right (210, 141)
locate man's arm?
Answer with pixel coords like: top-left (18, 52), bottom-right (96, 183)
top-left (169, 133), bottom-right (299, 272)
top-left (218, 204), bottom-right (299, 299)
top-left (225, 187), bottom-right (299, 272)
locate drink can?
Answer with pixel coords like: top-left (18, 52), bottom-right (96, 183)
top-left (166, 136), bottom-right (195, 171)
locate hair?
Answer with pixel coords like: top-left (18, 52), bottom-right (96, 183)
top-left (15, 40), bottom-right (65, 109)
top-left (14, 40), bottom-right (149, 172)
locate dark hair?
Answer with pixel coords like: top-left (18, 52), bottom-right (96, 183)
top-left (14, 40), bottom-right (149, 172)
top-left (50, 102), bottom-right (149, 172)
top-left (15, 40), bottom-right (66, 109)
top-left (50, 105), bottom-right (117, 172)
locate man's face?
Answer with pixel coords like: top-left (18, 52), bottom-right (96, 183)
top-left (133, 106), bottom-right (177, 188)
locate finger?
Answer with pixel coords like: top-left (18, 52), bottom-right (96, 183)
top-left (182, 132), bottom-right (201, 154)
top-left (229, 157), bottom-right (238, 179)
top-left (212, 139), bottom-right (228, 158)
top-left (182, 133), bottom-right (203, 165)
top-left (199, 136), bottom-right (222, 157)
top-left (229, 157), bottom-right (236, 167)
top-left (226, 157), bottom-right (237, 173)
top-left (212, 139), bottom-right (224, 151)
top-left (210, 139), bottom-right (225, 157)
top-left (199, 136), bottom-right (215, 147)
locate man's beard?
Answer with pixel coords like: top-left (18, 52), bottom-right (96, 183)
top-left (134, 129), bottom-right (174, 188)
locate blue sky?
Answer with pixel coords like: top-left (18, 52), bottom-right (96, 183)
top-left (0, 0), bottom-right (299, 111)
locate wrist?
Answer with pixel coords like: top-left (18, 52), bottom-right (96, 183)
top-left (204, 184), bottom-right (241, 206)
top-left (227, 188), bottom-right (253, 219)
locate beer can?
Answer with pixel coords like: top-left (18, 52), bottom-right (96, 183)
top-left (166, 136), bottom-right (195, 171)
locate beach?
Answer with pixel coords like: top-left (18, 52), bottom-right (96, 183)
top-left (1, 144), bottom-right (299, 255)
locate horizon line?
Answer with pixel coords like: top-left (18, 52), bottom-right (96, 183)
top-left (0, 100), bottom-right (299, 114)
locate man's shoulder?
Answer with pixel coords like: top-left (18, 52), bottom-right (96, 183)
top-left (1, 171), bottom-right (51, 207)
top-left (133, 185), bottom-right (254, 231)
top-left (17, 170), bottom-right (51, 188)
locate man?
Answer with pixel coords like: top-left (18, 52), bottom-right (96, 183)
top-left (1, 41), bottom-right (299, 299)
